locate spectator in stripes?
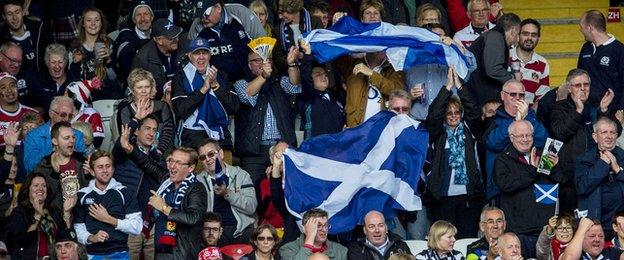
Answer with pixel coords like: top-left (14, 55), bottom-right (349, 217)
top-left (414, 220), bottom-right (464, 260)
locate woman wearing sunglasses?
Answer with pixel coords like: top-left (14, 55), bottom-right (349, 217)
top-left (423, 67), bottom-right (486, 239)
top-left (245, 224), bottom-right (281, 260)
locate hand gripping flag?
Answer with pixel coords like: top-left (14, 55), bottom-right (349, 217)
top-left (301, 16), bottom-right (475, 79)
top-left (283, 112), bottom-right (428, 234)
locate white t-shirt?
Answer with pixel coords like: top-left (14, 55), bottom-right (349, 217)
top-left (363, 66), bottom-right (383, 121)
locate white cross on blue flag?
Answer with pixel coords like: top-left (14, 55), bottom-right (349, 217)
top-left (533, 183), bottom-right (559, 204)
top-left (283, 112), bottom-right (428, 234)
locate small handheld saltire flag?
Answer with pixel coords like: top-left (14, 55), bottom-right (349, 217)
top-left (534, 183), bottom-right (559, 204)
top-left (283, 112), bottom-right (428, 234)
top-left (302, 16), bottom-right (475, 79)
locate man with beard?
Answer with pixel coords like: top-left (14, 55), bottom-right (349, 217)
top-left (0, 0), bottom-right (54, 72)
top-left (74, 150), bottom-right (142, 259)
top-left (202, 212), bottom-right (224, 247)
top-left (0, 72), bottom-right (36, 146)
top-left (114, 2), bottom-right (154, 84)
top-left (575, 117), bottom-right (624, 239)
top-left (24, 96), bottom-right (86, 173)
top-left (33, 121), bottom-right (88, 210)
top-left (279, 208), bottom-right (347, 259)
top-left (509, 19), bottom-right (551, 105)
top-left (559, 218), bottom-right (624, 260)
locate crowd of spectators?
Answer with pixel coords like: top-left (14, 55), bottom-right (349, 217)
top-left (0, 0), bottom-right (623, 259)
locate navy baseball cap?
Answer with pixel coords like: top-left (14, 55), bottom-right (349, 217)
top-left (152, 18), bottom-right (183, 38)
top-left (189, 37), bottom-right (211, 53)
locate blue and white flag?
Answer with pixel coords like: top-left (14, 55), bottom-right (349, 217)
top-left (302, 16), bottom-right (474, 79)
top-left (534, 183), bottom-right (559, 204)
top-left (283, 112), bottom-right (428, 234)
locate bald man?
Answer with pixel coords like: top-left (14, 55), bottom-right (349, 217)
top-left (347, 210), bottom-right (411, 259)
top-left (497, 232), bottom-right (522, 260)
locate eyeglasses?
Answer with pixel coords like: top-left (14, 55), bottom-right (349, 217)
top-left (199, 150), bottom-right (220, 161)
top-left (482, 219), bottom-right (505, 225)
top-left (556, 226), bottom-right (573, 233)
top-left (166, 158), bottom-right (191, 166)
top-left (392, 106), bottom-right (410, 113)
top-left (570, 82), bottom-right (590, 89)
top-left (256, 236), bottom-right (275, 242)
top-left (1, 52), bottom-right (22, 65)
top-left (317, 223), bottom-right (331, 230)
top-left (52, 110), bottom-right (74, 119)
top-left (203, 227), bottom-right (221, 233)
top-left (503, 90), bottom-right (526, 99)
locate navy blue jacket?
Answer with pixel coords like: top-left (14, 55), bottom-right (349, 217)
top-left (578, 38), bottom-right (624, 109)
top-left (575, 146), bottom-right (624, 231)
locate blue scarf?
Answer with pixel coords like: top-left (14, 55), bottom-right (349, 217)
top-left (153, 173), bottom-right (198, 249)
top-left (446, 123), bottom-right (467, 185)
top-left (182, 62), bottom-right (229, 140)
top-left (279, 8), bottom-right (312, 51)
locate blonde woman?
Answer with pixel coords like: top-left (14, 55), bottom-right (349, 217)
top-left (415, 220), bottom-right (464, 260)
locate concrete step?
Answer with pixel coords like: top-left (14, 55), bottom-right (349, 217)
top-left (536, 42), bottom-right (583, 54)
top-left (545, 57), bottom-right (578, 85)
top-left (506, 7), bottom-right (606, 20)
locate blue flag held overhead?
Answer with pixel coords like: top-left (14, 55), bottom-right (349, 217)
top-left (302, 16), bottom-right (475, 79)
top-left (283, 112), bottom-right (428, 234)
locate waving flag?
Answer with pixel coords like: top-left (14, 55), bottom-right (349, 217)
top-left (534, 183), bottom-right (559, 204)
top-left (302, 16), bottom-right (475, 79)
top-left (283, 112), bottom-right (428, 234)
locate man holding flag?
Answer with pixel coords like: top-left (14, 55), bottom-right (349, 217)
top-left (494, 120), bottom-right (564, 259)
top-left (196, 139), bottom-right (257, 244)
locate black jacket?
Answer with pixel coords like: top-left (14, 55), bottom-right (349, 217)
top-left (7, 206), bottom-right (66, 259)
top-left (299, 54), bottom-right (344, 138)
top-left (424, 86), bottom-right (485, 204)
top-left (467, 26), bottom-right (514, 104)
top-left (494, 145), bottom-right (566, 235)
top-left (346, 233), bottom-right (412, 260)
top-left (1, 17), bottom-right (53, 72)
top-left (132, 40), bottom-right (187, 99)
top-left (171, 65), bottom-right (239, 149)
top-left (234, 76), bottom-right (297, 156)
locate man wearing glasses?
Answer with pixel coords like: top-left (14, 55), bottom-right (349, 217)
top-left (493, 119), bottom-right (564, 259)
top-left (196, 139), bottom-right (257, 245)
top-left (467, 207), bottom-right (507, 260)
top-left (279, 208), bottom-right (347, 260)
top-left (0, 41), bottom-right (44, 109)
top-left (23, 96), bottom-right (85, 173)
top-left (483, 79), bottom-right (547, 203)
top-left (550, 68), bottom-right (615, 215)
top-left (132, 18), bottom-right (185, 97)
top-left (453, 0), bottom-right (495, 48)
top-left (148, 147), bottom-right (208, 259)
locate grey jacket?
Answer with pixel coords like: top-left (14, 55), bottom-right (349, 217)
top-left (188, 3), bottom-right (266, 40)
top-left (279, 235), bottom-right (348, 260)
top-left (196, 164), bottom-right (257, 238)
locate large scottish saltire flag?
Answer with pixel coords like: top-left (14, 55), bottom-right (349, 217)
top-left (283, 112), bottom-right (428, 234)
top-left (302, 16), bottom-right (473, 79)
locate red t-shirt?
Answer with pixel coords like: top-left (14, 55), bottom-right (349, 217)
top-left (59, 158), bottom-right (80, 198)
